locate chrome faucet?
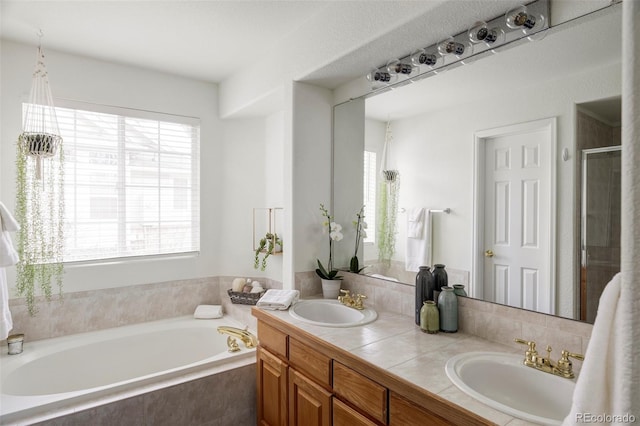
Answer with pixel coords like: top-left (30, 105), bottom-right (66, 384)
top-left (515, 338), bottom-right (584, 379)
top-left (217, 326), bottom-right (258, 349)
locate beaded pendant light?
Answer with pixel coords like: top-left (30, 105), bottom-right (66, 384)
top-left (18, 32), bottom-right (62, 179)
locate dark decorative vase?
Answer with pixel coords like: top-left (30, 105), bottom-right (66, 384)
top-left (432, 264), bottom-right (448, 302)
top-left (437, 286), bottom-right (458, 333)
top-left (415, 266), bottom-right (434, 325)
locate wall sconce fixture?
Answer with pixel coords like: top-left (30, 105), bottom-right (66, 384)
top-left (364, 0), bottom-right (549, 91)
top-left (505, 5), bottom-right (546, 35)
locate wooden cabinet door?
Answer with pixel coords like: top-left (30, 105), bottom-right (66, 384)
top-left (389, 393), bottom-right (451, 426)
top-left (257, 347), bottom-right (288, 426)
top-left (289, 368), bottom-right (332, 426)
top-left (333, 398), bottom-right (378, 426)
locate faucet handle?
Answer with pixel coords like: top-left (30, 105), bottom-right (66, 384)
top-left (555, 350), bottom-right (585, 379)
top-left (514, 338), bottom-right (537, 366)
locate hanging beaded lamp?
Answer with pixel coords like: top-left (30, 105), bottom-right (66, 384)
top-left (18, 32), bottom-right (62, 179)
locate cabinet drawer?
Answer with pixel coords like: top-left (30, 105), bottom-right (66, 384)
top-left (333, 361), bottom-right (387, 424)
top-left (389, 393), bottom-right (451, 426)
top-left (258, 320), bottom-right (288, 359)
top-left (333, 398), bottom-right (378, 426)
top-left (289, 338), bottom-right (332, 388)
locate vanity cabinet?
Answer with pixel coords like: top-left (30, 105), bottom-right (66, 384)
top-left (253, 309), bottom-right (494, 426)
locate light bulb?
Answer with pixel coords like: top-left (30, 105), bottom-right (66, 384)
top-left (386, 59), bottom-right (414, 75)
top-left (505, 5), bottom-right (546, 35)
top-left (410, 49), bottom-right (439, 68)
top-left (437, 37), bottom-right (466, 57)
top-left (468, 21), bottom-right (505, 47)
top-left (367, 69), bottom-right (397, 85)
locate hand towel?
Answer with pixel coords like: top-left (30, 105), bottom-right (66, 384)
top-left (406, 210), bottom-right (432, 272)
top-left (407, 207), bottom-right (425, 239)
top-left (193, 304), bottom-right (223, 319)
top-left (0, 202), bottom-right (19, 340)
top-left (0, 202), bottom-right (20, 267)
top-left (563, 273), bottom-right (630, 425)
top-left (256, 289), bottom-right (300, 311)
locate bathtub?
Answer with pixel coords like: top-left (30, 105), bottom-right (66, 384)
top-left (0, 316), bottom-right (256, 425)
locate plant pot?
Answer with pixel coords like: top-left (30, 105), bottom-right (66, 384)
top-left (321, 279), bottom-right (341, 299)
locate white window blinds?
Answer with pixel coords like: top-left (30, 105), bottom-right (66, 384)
top-left (363, 150), bottom-right (377, 243)
top-left (46, 103), bottom-right (200, 263)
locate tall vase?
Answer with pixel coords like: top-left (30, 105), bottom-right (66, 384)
top-left (415, 266), bottom-right (433, 325)
top-left (321, 279), bottom-right (341, 299)
top-left (437, 286), bottom-right (458, 333)
top-left (432, 264), bottom-right (448, 302)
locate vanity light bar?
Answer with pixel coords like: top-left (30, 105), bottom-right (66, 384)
top-left (366, 0), bottom-right (549, 92)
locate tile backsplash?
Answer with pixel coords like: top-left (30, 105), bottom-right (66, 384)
top-left (6, 276), bottom-right (280, 342)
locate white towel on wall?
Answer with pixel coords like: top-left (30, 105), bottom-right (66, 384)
top-left (407, 207), bottom-right (425, 239)
top-left (563, 273), bottom-right (630, 425)
top-left (0, 201), bottom-right (19, 340)
top-left (405, 210), bottom-right (432, 272)
top-left (256, 289), bottom-right (299, 311)
top-left (0, 202), bottom-right (20, 267)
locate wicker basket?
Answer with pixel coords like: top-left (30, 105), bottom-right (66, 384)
top-left (227, 289), bottom-right (265, 305)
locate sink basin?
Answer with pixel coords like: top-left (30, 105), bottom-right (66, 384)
top-left (289, 299), bottom-right (377, 327)
top-left (445, 352), bottom-right (575, 425)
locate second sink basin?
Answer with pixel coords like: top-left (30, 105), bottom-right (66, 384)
top-left (289, 299), bottom-right (377, 327)
top-left (445, 351), bottom-right (575, 425)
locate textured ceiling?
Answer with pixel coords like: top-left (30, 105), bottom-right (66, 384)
top-left (0, 0), bottom-right (525, 89)
top-left (0, 1), bottom-right (329, 83)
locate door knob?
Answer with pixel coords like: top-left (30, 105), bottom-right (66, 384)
top-left (485, 250), bottom-right (494, 258)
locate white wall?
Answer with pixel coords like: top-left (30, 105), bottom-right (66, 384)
top-left (0, 40), bottom-right (277, 296)
top-left (365, 61), bottom-right (620, 317)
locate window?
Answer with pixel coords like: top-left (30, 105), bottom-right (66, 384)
top-left (363, 150), bottom-right (377, 243)
top-left (40, 102), bottom-right (200, 262)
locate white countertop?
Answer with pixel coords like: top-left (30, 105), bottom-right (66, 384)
top-left (254, 306), bottom-right (541, 426)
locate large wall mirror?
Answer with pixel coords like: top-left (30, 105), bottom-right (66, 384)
top-left (333, 3), bottom-right (621, 323)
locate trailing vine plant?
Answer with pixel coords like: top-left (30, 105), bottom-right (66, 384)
top-left (15, 140), bottom-right (65, 315)
top-left (254, 232), bottom-right (282, 271)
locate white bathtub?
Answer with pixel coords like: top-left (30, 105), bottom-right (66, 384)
top-left (0, 316), bottom-right (256, 425)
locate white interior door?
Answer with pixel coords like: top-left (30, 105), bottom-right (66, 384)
top-left (474, 119), bottom-right (556, 314)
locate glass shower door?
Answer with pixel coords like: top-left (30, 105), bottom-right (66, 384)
top-left (580, 146), bottom-right (621, 323)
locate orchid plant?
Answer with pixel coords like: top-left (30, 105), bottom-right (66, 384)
top-left (316, 203), bottom-right (343, 280)
top-left (349, 205), bottom-right (367, 273)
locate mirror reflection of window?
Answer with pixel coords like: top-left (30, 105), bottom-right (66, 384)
top-left (363, 150), bottom-right (377, 244)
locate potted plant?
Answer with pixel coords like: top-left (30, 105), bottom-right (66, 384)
top-left (316, 204), bottom-right (343, 298)
top-left (254, 232), bottom-right (282, 271)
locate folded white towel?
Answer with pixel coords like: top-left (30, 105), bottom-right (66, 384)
top-left (407, 207), bottom-right (425, 239)
top-left (256, 289), bottom-right (300, 311)
top-left (563, 273), bottom-right (628, 425)
top-left (194, 304), bottom-right (223, 319)
top-left (0, 202), bottom-right (20, 268)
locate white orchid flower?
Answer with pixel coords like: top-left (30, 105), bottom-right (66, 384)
top-left (361, 221), bottom-right (368, 229)
top-left (361, 230), bottom-right (367, 239)
top-left (330, 230), bottom-right (344, 241)
top-left (330, 222), bottom-right (342, 232)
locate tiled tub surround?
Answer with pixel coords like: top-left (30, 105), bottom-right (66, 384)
top-left (2, 276), bottom-right (279, 426)
top-left (6, 276), bottom-right (281, 343)
top-left (1, 316), bottom-right (256, 426)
